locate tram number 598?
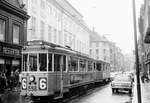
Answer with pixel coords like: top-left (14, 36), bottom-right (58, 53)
top-left (39, 78), bottom-right (47, 90)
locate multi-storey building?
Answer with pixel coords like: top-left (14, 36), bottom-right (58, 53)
top-left (139, 0), bottom-right (150, 75)
top-left (89, 29), bottom-right (125, 71)
top-left (0, 0), bottom-right (29, 76)
top-left (109, 42), bottom-right (116, 71)
top-left (124, 54), bottom-right (135, 72)
top-left (24, 0), bottom-right (91, 55)
top-left (90, 30), bottom-right (110, 63)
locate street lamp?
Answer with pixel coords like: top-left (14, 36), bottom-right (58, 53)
top-left (132, 0), bottom-right (142, 103)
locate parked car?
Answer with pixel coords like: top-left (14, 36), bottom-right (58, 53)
top-left (111, 74), bottom-right (133, 94)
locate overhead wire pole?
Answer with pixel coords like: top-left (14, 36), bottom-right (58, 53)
top-left (132, 0), bottom-right (142, 103)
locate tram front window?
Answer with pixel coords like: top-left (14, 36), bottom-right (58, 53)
top-left (23, 54), bottom-right (28, 71)
top-left (29, 54), bottom-right (37, 71)
top-left (39, 53), bottom-right (47, 71)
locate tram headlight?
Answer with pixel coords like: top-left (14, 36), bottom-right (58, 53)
top-left (29, 75), bottom-right (35, 82)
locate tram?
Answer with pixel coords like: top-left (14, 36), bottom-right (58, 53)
top-left (20, 40), bottom-right (110, 100)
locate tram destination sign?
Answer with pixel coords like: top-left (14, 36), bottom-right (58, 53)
top-left (0, 45), bottom-right (21, 56)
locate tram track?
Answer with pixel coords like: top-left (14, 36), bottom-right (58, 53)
top-left (25, 82), bottom-right (110, 103)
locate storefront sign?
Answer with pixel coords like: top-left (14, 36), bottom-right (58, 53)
top-left (0, 45), bottom-right (21, 56)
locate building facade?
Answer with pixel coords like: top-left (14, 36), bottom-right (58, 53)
top-left (89, 30), bottom-right (125, 71)
top-left (24, 0), bottom-right (91, 55)
top-left (0, 0), bottom-right (28, 79)
top-left (90, 30), bottom-right (111, 63)
top-left (139, 0), bottom-right (150, 75)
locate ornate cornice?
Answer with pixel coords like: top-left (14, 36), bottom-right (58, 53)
top-left (0, 0), bottom-right (29, 19)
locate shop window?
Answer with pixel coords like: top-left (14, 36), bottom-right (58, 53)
top-left (0, 19), bottom-right (5, 41)
top-left (12, 60), bottom-right (20, 72)
top-left (13, 24), bottom-right (20, 44)
top-left (39, 53), bottom-right (47, 71)
top-left (68, 56), bottom-right (78, 72)
top-left (29, 54), bottom-right (37, 71)
top-left (0, 59), bottom-right (5, 73)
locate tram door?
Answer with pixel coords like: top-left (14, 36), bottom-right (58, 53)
top-left (54, 54), bottom-right (65, 94)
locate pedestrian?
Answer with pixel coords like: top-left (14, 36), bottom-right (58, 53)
top-left (0, 73), bottom-right (6, 93)
top-left (141, 73), bottom-right (145, 83)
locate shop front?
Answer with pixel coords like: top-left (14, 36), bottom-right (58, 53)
top-left (0, 42), bottom-right (22, 80)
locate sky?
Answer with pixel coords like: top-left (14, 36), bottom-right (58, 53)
top-left (67, 0), bottom-right (144, 54)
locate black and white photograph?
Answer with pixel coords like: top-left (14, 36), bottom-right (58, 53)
top-left (0, 0), bottom-right (149, 103)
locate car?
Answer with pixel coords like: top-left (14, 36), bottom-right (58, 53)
top-left (111, 74), bottom-right (133, 94)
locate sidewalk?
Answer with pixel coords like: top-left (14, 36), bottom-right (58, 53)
top-left (133, 76), bottom-right (150, 103)
top-left (140, 81), bottom-right (150, 103)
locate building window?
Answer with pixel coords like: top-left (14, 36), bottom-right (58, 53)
top-left (96, 49), bottom-right (99, 55)
top-left (32, 0), bottom-right (37, 12)
top-left (48, 5), bottom-right (52, 15)
top-left (64, 31), bottom-right (67, 45)
top-left (53, 28), bottom-right (57, 43)
top-left (0, 19), bottom-right (5, 41)
top-left (48, 26), bottom-right (51, 42)
top-left (96, 42), bottom-right (99, 47)
top-left (69, 33), bottom-right (72, 46)
top-left (103, 49), bottom-right (106, 54)
top-left (58, 30), bottom-right (62, 45)
top-left (41, 0), bottom-right (45, 9)
top-left (40, 21), bottom-right (44, 40)
top-left (13, 24), bottom-right (20, 44)
top-left (31, 16), bottom-right (36, 36)
top-left (90, 49), bottom-right (92, 55)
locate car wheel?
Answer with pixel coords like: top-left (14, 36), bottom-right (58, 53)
top-left (129, 89), bottom-right (132, 94)
top-left (112, 89), bottom-right (115, 93)
top-left (116, 89), bottom-right (119, 93)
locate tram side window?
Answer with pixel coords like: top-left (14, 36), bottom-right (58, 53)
top-left (63, 56), bottom-right (66, 71)
top-left (88, 61), bottom-right (93, 71)
top-left (68, 56), bottom-right (78, 72)
top-left (96, 63), bottom-right (101, 71)
top-left (29, 54), bottom-right (37, 71)
top-left (54, 54), bottom-right (61, 71)
top-left (103, 64), bottom-right (105, 71)
top-left (94, 62), bottom-right (96, 71)
top-left (48, 54), bottom-right (52, 71)
top-left (79, 59), bottom-right (86, 72)
top-left (39, 53), bottom-right (47, 71)
top-left (23, 54), bottom-right (28, 71)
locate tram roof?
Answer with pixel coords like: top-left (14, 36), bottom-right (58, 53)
top-left (25, 40), bottom-right (92, 59)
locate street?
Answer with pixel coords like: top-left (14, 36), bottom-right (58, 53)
top-left (67, 78), bottom-right (150, 103)
top-left (67, 83), bottom-right (135, 103)
top-left (1, 77), bottom-right (150, 103)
